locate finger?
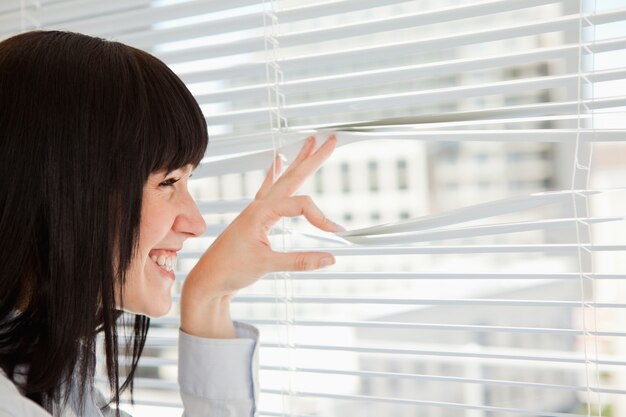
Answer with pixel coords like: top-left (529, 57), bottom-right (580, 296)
top-left (268, 135), bottom-right (336, 199)
top-left (271, 195), bottom-right (345, 233)
top-left (282, 136), bottom-right (316, 177)
top-left (267, 250), bottom-right (336, 272)
top-left (255, 136), bottom-right (315, 200)
top-left (255, 153), bottom-right (282, 200)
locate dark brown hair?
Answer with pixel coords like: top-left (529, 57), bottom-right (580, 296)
top-left (0, 30), bottom-right (207, 414)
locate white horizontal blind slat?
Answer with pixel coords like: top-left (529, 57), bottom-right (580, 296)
top-left (258, 390), bottom-right (591, 417)
top-left (176, 245), bottom-right (626, 257)
top-left (148, 316), bottom-right (626, 337)
top-left (270, 272), bottom-right (626, 280)
top-left (261, 366), bottom-right (626, 394)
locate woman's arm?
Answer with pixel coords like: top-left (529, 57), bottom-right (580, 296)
top-left (176, 136), bottom-right (342, 417)
top-left (178, 322), bottom-right (258, 417)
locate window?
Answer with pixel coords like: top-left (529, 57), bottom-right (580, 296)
top-left (6, 1), bottom-right (626, 416)
top-left (474, 153), bottom-right (490, 163)
top-left (217, 175), bottom-right (223, 200)
top-left (506, 152), bottom-right (525, 162)
top-left (397, 159), bottom-right (408, 190)
top-left (240, 172), bottom-right (247, 197)
top-left (315, 167), bottom-right (324, 194)
top-left (368, 160), bottom-right (379, 192)
top-left (340, 162), bottom-right (350, 193)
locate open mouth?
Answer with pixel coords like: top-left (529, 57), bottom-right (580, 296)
top-left (149, 249), bottom-right (177, 273)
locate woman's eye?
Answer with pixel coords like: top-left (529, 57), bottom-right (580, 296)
top-left (159, 177), bottom-right (180, 187)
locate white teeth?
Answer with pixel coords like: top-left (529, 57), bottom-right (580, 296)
top-left (152, 253), bottom-right (177, 273)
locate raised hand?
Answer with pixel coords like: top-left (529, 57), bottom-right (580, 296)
top-left (180, 135), bottom-right (342, 338)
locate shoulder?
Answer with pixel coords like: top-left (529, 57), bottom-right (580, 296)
top-left (0, 371), bottom-right (51, 417)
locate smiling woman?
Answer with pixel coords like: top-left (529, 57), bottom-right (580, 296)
top-left (0, 30), bottom-right (341, 417)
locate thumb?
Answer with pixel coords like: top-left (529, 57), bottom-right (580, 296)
top-left (267, 251), bottom-right (336, 272)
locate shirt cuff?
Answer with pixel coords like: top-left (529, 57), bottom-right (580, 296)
top-left (178, 321), bottom-right (259, 401)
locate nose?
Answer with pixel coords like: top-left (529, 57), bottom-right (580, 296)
top-left (173, 190), bottom-right (207, 237)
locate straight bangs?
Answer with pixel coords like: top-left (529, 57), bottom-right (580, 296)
top-left (131, 48), bottom-right (208, 176)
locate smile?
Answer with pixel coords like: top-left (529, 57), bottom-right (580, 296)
top-left (148, 249), bottom-right (178, 273)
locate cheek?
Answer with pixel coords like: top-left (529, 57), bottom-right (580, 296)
top-left (140, 222), bottom-right (167, 248)
top-left (139, 206), bottom-right (174, 247)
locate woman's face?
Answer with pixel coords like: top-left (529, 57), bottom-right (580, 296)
top-left (120, 165), bottom-right (206, 317)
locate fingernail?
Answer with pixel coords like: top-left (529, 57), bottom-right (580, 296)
top-left (319, 257), bottom-right (335, 268)
top-left (278, 153), bottom-right (287, 162)
top-left (333, 221), bottom-right (346, 232)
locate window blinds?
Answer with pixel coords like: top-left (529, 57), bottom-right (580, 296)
top-left (5, 0), bottom-right (626, 416)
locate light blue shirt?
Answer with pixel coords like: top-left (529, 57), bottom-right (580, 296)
top-left (0, 322), bottom-right (259, 417)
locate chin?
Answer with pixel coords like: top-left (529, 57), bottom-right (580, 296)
top-left (121, 262), bottom-right (176, 317)
top-left (141, 297), bottom-right (173, 318)
top-left (121, 295), bottom-right (172, 318)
